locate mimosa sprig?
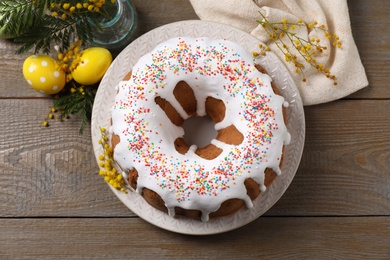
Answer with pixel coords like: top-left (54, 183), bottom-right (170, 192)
top-left (254, 11), bottom-right (342, 86)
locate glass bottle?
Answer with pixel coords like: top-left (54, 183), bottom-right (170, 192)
top-left (87, 0), bottom-right (139, 55)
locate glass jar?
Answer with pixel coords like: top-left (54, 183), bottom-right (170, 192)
top-left (87, 0), bottom-right (139, 55)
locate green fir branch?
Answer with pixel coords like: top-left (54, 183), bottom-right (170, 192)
top-left (12, 13), bottom-right (78, 54)
top-left (0, 0), bottom-right (48, 36)
top-left (1, 1), bottom-right (115, 133)
top-left (53, 86), bottom-right (96, 134)
top-left (0, 0), bottom-right (114, 54)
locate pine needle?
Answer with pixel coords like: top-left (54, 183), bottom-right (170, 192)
top-left (53, 87), bottom-right (96, 134)
top-left (0, 0), bottom-right (105, 54)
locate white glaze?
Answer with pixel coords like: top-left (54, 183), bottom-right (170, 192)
top-left (111, 37), bottom-right (290, 221)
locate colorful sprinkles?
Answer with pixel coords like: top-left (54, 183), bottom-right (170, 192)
top-left (111, 37), bottom-right (289, 207)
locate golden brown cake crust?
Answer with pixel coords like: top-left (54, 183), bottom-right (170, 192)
top-left (111, 65), bottom-right (286, 220)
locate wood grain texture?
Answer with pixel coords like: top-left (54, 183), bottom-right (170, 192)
top-left (0, 217), bottom-right (389, 259)
top-left (132, 0), bottom-right (198, 33)
top-left (0, 100), bottom-right (389, 217)
top-left (0, 0), bottom-right (389, 257)
top-left (0, 0), bottom-right (199, 98)
top-left (269, 100), bottom-right (390, 216)
top-left (0, 99), bottom-right (133, 217)
top-left (0, 40), bottom-right (42, 98)
top-left (1, 1), bottom-right (388, 100)
top-left (347, 1), bottom-right (390, 99)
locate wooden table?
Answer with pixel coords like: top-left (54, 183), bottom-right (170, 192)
top-left (1, 1), bottom-right (389, 259)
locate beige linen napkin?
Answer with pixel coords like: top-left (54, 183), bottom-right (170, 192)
top-left (189, 0), bottom-right (368, 105)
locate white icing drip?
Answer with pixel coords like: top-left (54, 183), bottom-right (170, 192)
top-left (167, 206), bottom-right (176, 218)
top-left (185, 145), bottom-right (198, 156)
top-left (274, 167), bottom-right (282, 176)
top-left (201, 211), bottom-right (209, 222)
top-left (196, 99), bottom-right (207, 116)
top-left (111, 37), bottom-right (290, 221)
top-left (210, 139), bottom-right (227, 150)
top-left (244, 196), bottom-right (254, 208)
top-left (285, 132), bottom-right (292, 145)
top-left (214, 118), bottom-right (232, 131)
top-left (166, 95), bottom-right (190, 120)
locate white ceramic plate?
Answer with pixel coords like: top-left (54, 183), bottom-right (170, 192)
top-left (91, 20), bottom-right (305, 235)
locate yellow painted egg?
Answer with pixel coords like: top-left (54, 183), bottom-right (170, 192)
top-left (71, 47), bottom-right (112, 85)
top-left (23, 55), bottom-right (66, 94)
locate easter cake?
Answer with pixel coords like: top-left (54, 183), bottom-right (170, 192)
top-left (110, 37), bottom-right (290, 221)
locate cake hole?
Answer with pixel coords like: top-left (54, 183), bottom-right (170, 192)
top-left (182, 115), bottom-right (217, 148)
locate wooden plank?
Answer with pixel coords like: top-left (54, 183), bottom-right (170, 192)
top-left (346, 1), bottom-right (390, 99)
top-left (0, 40), bottom-right (43, 98)
top-left (0, 99), bottom-right (132, 217)
top-left (1, 99), bottom-right (389, 217)
top-left (0, 1), bottom-right (388, 258)
top-left (1, 0), bottom-right (389, 99)
top-left (132, 0), bottom-right (199, 33)
top-left (0, 0), bottom-right (199, 98)
top-left (0, 217), bottom-right (389, 259)
top-left (269, 100), bottom-right (390, 216)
